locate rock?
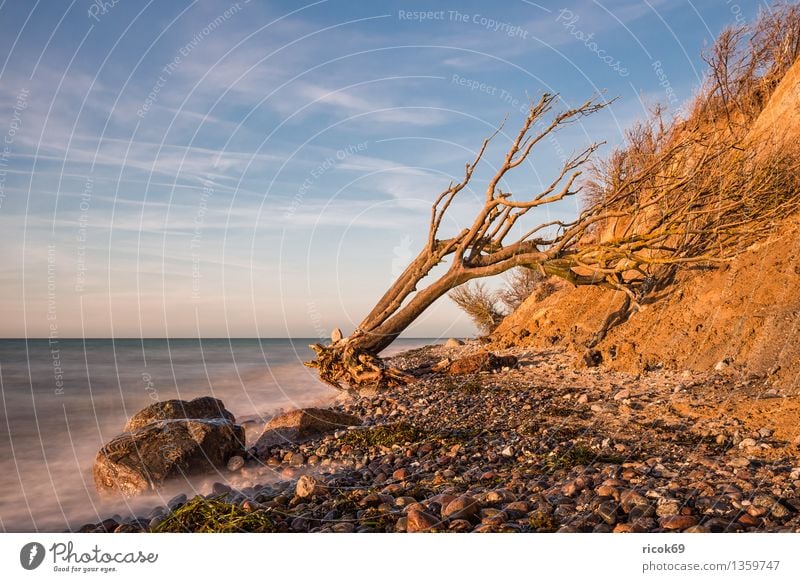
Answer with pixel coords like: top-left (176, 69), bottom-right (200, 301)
top-left (226, 455), bottom-right (245, 472)
top-left (167, 493), bottom-right (187, 509)
top-left (330, 328), bottom-right (343, 343)
top-left (123, 397), bottom-right (235, 433)
top-left (596, 501), bottom-right (619, 525)
top-left (447, 351), bottom-right (517, 375)
top-left (252, 408), bottom-right (362, 456)
top-left (503, 501), bottom-right (529, 519)
top-left (739, 438), bottom-right (758, 449)
top-left (332, 522), bottom-right (355, 533)
top-left (485, 489), bottom-right (516, 504)
top-left (445, 338), bottom-right (464, 348)
top-left (442, 495), bottom-right (479, 520)
top-left (406, 508), bottom-right (441, 532)
top-left (296, 475), bottom-right (326, 498)
top-left (391, 468), bottom-right (409, 481)
top-left (620, 490), bottom-right (649, 512)
top-left (94, 417), bottom-right (245, 496)
top-left (659, 515), bottom-right (698, 530)
top-left (728, 457), bottom-right (750, 468)
top-left (684, 525), bottom-right (711, 533)
top-left (583, 349), bottom-right (603, 367)
top-left (758, 427), bottom-right (773, 438)
top-left (501, 446), bottom-right (515, 458)
top-left (613, 389), bottom-right (631, 401)
top-left (656, 499), bottom-right (681, 517)
top-left (714, 358), bottom-right (731, 371)
top-left (449, 519), bottom-right (473, 531)
top-left (752, 494), bottom-right (793, 518)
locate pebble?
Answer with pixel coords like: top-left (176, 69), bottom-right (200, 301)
top-left (226, 455), bottom-right (245, 472)
top-left (596, 501), bottom-right (619, 525)
top-left (659, 515), bottom-right (698, 530)
top-left (406, 508), bottom-right (441, 532)
top-left (442, 496), bottom-right (478, 520)
top-left (296, 475), bottom-right (325, 498)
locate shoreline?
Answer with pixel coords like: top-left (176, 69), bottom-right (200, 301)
top-left (75, 340), bottom-right (800, 533)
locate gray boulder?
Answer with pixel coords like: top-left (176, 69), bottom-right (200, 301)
top-left (124, 396), bottom-right (234, 432)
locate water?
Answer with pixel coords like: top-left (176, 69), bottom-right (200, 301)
top-left (0, 337), bottom-right (432, 532)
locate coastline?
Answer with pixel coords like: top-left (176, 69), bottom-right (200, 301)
top-left (74, 340), bottom-right (800, 533)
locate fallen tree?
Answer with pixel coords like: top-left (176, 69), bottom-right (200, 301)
top-left (305, 85), bottom-right (800, 389)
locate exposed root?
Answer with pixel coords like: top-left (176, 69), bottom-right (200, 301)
top-left (304, 342), bottom-right (414, 391)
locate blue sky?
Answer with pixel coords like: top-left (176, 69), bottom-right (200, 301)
top-left (0, 0), bottom-right (768, 339)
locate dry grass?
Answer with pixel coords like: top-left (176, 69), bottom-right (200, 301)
top-left (582, 2), bottom-right (800, 295)
top-left (449, 282), bottom-right (505, 334)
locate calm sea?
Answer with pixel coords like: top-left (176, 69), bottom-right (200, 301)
top-left (0, 338), bottom-right (432, 532)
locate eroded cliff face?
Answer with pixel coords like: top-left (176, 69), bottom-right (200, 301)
top-left (494, 59), bottom-right (800, 390)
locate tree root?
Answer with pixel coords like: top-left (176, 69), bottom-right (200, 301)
top-left (304, 342), bottom-right (414, 391)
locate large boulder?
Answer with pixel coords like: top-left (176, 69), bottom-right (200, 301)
top-left (124, 396), bottom-right (234, 432)
top-left (251, 408), bottom-right (361, 457)
top-left (94, 398), bottom-right (244, 496)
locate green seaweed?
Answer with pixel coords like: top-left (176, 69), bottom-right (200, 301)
top-left (153, 496), bottom-right (279, 533)
top-left (341, 422), bottom-right (426, 448)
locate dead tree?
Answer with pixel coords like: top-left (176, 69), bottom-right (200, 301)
top-left (305, 91), bottom-right (800, 389)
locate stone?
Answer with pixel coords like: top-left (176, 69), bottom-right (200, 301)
top-left (295, 475), bottom-right (326, 498)
top-left (123, 397), bottom-right (235, 433)
top-left (330, 328), bottom-right (343, 343)
top-left (596, 501), bottom-right (619, 525)
top-left (406, 508), bottom-right (441, 532)
top-left (94, 417), bottom-right (245, 496)
top-left (656, 499), bottom-right (681, 517)
top-left (252, 408), bottom-right (362, 456)
top-left (501, 446), bottom-right (515, 458)
top-left (659, 515), bottom-right (698, 530)
top-left (392, 468), bottom-right (410, 481)
top-left (485, 489), bottom-right (516, 504)
top-left (596, 485), bottom-right (619, 499)
top-left (332, 522), bottom-right (355, 533)
top-left (714, 358), bottom-right (731, 371)
top-left (739, 438), bottom-right (757, 449)
top-left (628, 505), bottom-right (656, 519)
top-left (728, 457), bottom-right (750, 468)
top-left (583, 349), bottom-right (603, 367)
top-left (613, 389), bottom-right (631, 401)
top-left (503, 501), bottom-right (529, 519)
top-left (226, 455), bottom-right (245, 472)
top-left (445, 338), bottom-right (464, 348)
top-left (447, 351), bottom-right (517, 375)
top-left (449, 519), bottom-right (473, 531)
top-left (620, 490), bottom-right (650, 512)
top-left (442, 495), bottom-right (479, 520)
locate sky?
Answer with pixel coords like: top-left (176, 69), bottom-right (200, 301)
top-left (0, 0), bottom-right (771, 340)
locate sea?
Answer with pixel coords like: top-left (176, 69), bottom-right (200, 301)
top-left (0, 338), bottom-right (433, 532)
